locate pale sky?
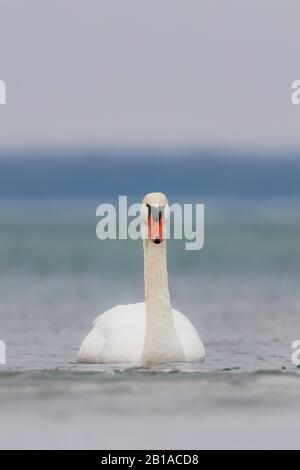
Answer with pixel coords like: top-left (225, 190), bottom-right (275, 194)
top-left (0, 0), bottom-right (300, 151)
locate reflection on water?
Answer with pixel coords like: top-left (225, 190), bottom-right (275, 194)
top-left (0, 367), bottom-right (299, 449)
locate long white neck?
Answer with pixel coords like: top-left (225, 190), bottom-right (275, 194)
top-left (141, 240), bottom-right (185, 364)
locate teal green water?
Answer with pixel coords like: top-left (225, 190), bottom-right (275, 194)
top-left (0, 199), bottom-right (300, 373)
top-left (0, 199), bottom-right (300, 448)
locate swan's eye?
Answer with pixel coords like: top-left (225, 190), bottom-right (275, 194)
top-left (146, 204), bottom-right (151, 220)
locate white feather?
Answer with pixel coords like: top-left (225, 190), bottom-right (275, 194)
top-left (78, 302), bottom-right (205, 364)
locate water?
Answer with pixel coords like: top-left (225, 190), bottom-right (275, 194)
top-left (0, 199), bottom-right (300, 448)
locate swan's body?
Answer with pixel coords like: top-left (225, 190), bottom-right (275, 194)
top-left (78, 192), bottom-right (205, 365)
top-left (78, 302), bottom-right (205, 364)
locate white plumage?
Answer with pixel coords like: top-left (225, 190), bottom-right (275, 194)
top-left (78, 192), bottom-right (205, 365)
top-left (78, 302), bottom-right (205, 364)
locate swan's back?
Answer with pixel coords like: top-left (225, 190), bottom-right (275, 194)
top-left (78, 303), bottom-right (205, 364)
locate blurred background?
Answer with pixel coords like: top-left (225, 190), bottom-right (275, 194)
top-left (0, 0), bottom-right (300, 449)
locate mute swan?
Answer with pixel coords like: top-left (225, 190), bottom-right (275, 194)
top-left (78, 192), bottom-right (205, 364)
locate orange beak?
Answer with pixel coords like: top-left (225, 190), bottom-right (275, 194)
top-left (148, 210), bottom-right (164, 244)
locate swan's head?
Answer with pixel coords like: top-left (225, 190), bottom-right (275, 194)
top-left (141, 192), bottom-right (169, 245)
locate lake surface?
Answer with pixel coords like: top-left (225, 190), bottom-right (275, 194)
top-left (0, 198), bottom-right (300, 449)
